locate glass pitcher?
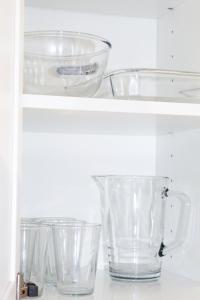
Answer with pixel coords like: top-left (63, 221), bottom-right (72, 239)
top-left (93, 175), bottom-right (191, 281)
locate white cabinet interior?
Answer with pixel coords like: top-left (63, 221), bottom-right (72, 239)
top-left (18, 0), bottom-right (200, 299)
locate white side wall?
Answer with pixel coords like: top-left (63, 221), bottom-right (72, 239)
top-left (157, 130), bottom-right (200, 281)
top-left (158, 0), bottom-right (200, 71)
top-left (157, 0), bottom-right (200, 280)
top-left (22, 133), bottom-right (156, 220)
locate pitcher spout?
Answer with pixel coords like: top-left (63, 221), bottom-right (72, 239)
top-left (92, 176), bottom-right (106, 191)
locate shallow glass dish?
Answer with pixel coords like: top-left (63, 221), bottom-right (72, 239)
top-left (24, 31), bottom-right (111, 97)
top-left (95, 68), bottom-right (200, 102)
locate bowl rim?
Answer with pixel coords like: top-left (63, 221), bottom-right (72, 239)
top-left (24, 30), bottom-right (112, 59)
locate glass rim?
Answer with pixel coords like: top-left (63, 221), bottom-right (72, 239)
top-left (104, 68), bottom-right (200, 79)
top-left (20, 223), bottom-right (50, 229)
top-left (24, 30), bottom-right (112, 59)
top-left (42, 219), bottom-right (84, 225)
top-left (92, 175), bottom-right (169, 180)
top-left (21, 217), bottom-right (41, 222)
top-left (21, 217), bottom-right (76, 223)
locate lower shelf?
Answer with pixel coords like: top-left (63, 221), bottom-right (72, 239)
top-left (40, 271), bottom-right (200, 300)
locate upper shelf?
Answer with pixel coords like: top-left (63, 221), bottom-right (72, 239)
top-left (22, 94), bottom-right (200, 135)
top-left (25, 0), bottom-right (184, 18)
top-left (23, 94), bottom-right (200, 116)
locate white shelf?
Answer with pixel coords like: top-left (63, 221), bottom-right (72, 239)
top-left (23, 94), bottom-right (200, 116)
top-left (22, 94), bottom-right (200, 135)
top-left (40, 271), bottom-right (200, 300)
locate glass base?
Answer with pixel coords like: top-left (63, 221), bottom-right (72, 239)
top-left (109, 267), bottom-right (161, 281)
top-left (110, 272), bottom-right (161, 281)
top-left (57, 286), bottom-right (94, 296)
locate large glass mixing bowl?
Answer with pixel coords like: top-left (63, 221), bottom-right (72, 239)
top-left (24, 31), bottom-right (111, 97)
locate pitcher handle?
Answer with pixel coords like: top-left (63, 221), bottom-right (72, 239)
top-left (160, 190), bottom-right (191, 257)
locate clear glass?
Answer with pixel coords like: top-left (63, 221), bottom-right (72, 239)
top-left (93, 175), bottom-right (191, 281)
top-left (20, 224), bottom-right (38, 282)
top-left (39, 217), bottom-right (76, 286)
top-left (30, 224), bottom-right (50, 296)
top-left (24, 31), bottom-right (111, 97)
top-left (21, 217), bottom-right (79, 286)
top-left (95, 68), bottom-right (200, 103)
top-left (52, 222), bottom-right (101, 295)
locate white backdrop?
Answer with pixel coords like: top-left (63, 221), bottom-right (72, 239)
top-left (25, 7), bottom-right (157, 71)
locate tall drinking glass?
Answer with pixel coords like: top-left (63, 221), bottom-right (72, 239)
top-left (93, 175), bottom-right (191, 281)
top-left (31, 224), bottom-right (50, 296)
top-left (20, 224), bottom-right (38, 282)
top-left (39, 217), bottom-right (76, 286)
top-left (52, 222), bottom-right (101, 295)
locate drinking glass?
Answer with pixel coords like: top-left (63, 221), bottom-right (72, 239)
top-left (93, 175), bottom-right (191, 281)
top-left (52, 222), bottom-right (101, 295)
top-left (20, 223), bottom-right (38, 282)
top-left (30, 224), bottom-right (50, 296)
top-left (39, 217), bottom-right (76, 286)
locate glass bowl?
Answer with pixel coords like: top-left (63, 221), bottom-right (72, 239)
top-left (24, 31), bottom-right (111, 97)
top-left (95, 68), bottom-right (200, 102)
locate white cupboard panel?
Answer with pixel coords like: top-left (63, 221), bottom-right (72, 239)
top-left (158, 0), bottom-right (200, 72)
top-left (0, 0), bottom-right (22, 298)
top-left (21, 133), bottom-right (156, 220)
top-left (157, 129), bottom-right (200, 281)
top-left (157, 0), bottom-right (200, 280)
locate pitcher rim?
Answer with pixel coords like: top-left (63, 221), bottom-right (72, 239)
top-left (92, 175), bottom-right (169, 180)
